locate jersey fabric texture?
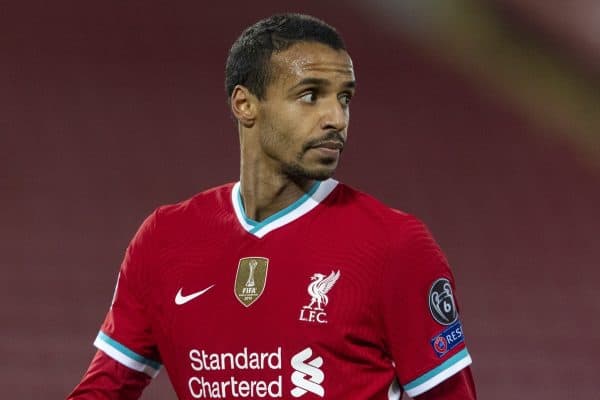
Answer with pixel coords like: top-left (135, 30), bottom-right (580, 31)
top-left (93, 179), bottom-right (472, 399)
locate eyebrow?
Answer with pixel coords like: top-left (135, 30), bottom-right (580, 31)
top-left (289, 78), bottom-right (356, 92)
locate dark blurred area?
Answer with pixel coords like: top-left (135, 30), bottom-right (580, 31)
top-left (1, 1), bottom-right (599, 399)
top-left (495, 0), bottom-right (600, 74)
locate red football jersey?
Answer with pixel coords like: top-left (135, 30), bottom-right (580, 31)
top-left (94, 179), bottom-right (472, 399)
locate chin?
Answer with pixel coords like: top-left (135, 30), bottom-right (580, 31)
top-left (283, 163), bottom-right (336, 181)
top-left (307, 171), bottom-right (334, 181)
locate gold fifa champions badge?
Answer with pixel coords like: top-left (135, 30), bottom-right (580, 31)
top-left (234, 257), bottom-right (269, 307)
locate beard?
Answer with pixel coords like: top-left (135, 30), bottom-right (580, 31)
top-left (259, 123), bottom-right (345, 181)
top-left (281, 146), bottom-right (341, 181)
top-left (280, 131), bottom-right (345, 181)
top-left (281, 160), bottom-right (336, 181)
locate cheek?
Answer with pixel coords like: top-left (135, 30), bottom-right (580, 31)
top-left (262, 108), bottom-right (298, 146)
top-left (259, 113), bottom-right (293, 159)
top-left (258, 102), bottom-right (316, 161)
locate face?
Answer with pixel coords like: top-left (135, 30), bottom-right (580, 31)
top-left (256, 41), bottom-right (356, 181)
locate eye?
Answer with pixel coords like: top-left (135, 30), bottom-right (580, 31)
top-left (339, 93), bottom-right (353, 107)
top-left (299, 90), bottom-right (318, 104)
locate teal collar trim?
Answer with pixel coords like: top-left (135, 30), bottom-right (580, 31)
top-left (231, 179), bottom-right (338, 238)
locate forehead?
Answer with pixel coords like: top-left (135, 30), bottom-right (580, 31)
top-left (269, 42), bottom-right (355, 87)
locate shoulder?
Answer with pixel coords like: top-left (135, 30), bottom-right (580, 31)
top-left (332, 182), bottom-right (428, 239)
top-left (154, 182), bottom-right (234, 225)
top-left (156, 182), bottom-right (234, 219)
top-left (134, 183), bottom-right (235, 242)
top-left (331, 183), bottom-right (444, 267)
top-left (329, 183), bottom-right (448, 282)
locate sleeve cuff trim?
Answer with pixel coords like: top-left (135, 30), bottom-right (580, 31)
top-left (404, 348), bottom-right (472, 397)
top-left (94, 331), bottom-right (161, 378)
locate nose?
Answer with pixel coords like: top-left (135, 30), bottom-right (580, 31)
top-left (320, 98), bottom-right (348, 132)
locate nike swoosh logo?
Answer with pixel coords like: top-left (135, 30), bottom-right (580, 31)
top-left (175, 284), bottom-right (215, 305)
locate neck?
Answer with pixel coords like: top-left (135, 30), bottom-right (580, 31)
top-left (239, 145), bottom-right (315, 223)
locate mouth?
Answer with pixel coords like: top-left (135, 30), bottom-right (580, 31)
top-left (309, 140), bottom-right (344, 153)
top-left (302, 133), bottom-right (346, 163)
top-left (310, 144), bottom-right (342, 159)
top-left (312, 140), bottom-right (344, 151)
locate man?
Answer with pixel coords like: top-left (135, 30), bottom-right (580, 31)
top-left (69, 13), bottom-right (476, 399)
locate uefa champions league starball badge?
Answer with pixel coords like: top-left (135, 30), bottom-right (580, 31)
top-left (428, 278), bottom-right (458, 325)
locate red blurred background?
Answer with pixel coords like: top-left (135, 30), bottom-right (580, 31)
top-left (2, 1), bottom-right (599, 399)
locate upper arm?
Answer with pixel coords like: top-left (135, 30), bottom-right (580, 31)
top-left (381, 215), bottom-right (474, 397)
top-left (94, 210), bottom-right (162, 377)
top-left (69, 211), bottom-right (162, 399)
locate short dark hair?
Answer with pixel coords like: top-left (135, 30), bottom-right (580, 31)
top-left (225, 13), bottom-right (346, 101)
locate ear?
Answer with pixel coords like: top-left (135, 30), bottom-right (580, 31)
top-left (230, 85), bottom-right (258, 128)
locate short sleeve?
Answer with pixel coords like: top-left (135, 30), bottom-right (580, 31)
top-left (93, 210), bottom-right (162, 378)
top-left (382, 215), bottom-right (472, 398)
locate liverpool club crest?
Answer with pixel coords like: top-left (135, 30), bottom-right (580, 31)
top-left (234, 257), bottom-right (269, 307)
top-left (299, 270), bottom-right (340, 324)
